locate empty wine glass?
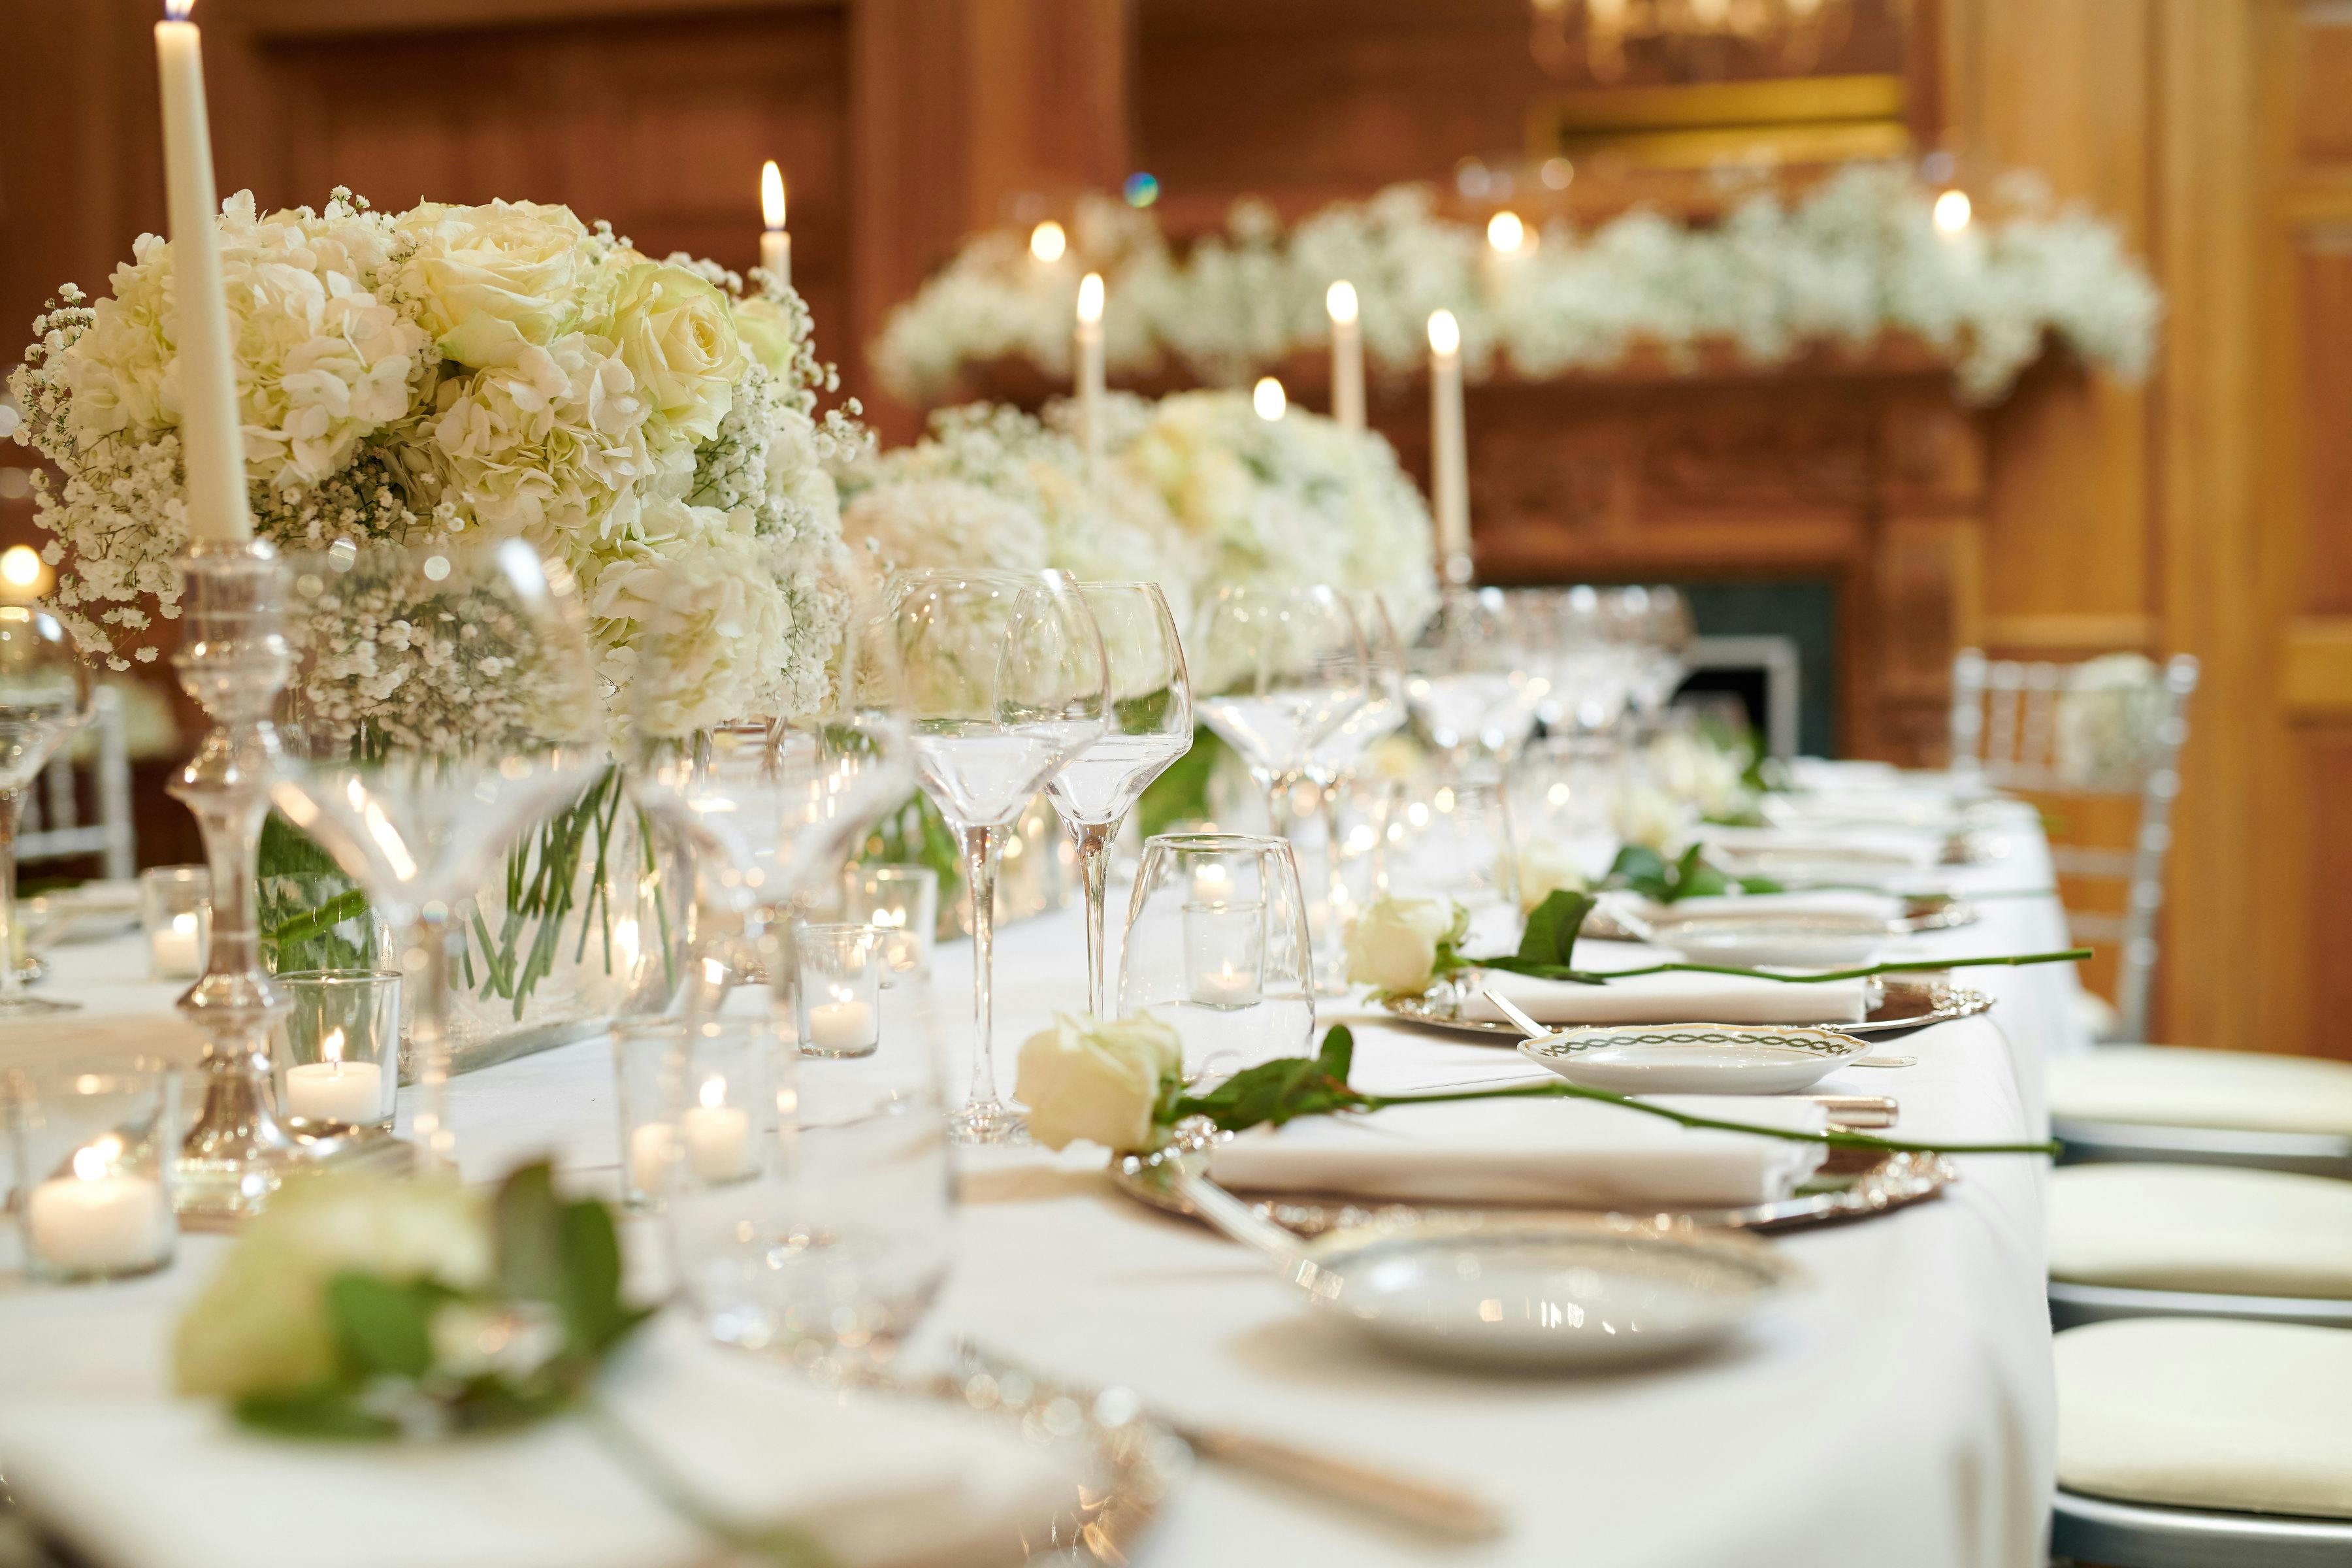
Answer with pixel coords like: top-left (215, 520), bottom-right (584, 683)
top-left (1403, 586), bottom-right (1544, 769)
top-left (1619, 585), bottom-right (1695, 729)
top-left (271, 540), bottom-right (607, 1170)
top-left (1043, 582), bottom-right (1192, 1016)
top-left (627, 555), bottom-right (913, 1015)
top-left (1191, 584), bottom-right (1367, 847)
top-left (893, 569), bottom-right (1107, 1144)
top-left (0, 602), bottom-right (93, 1018)
top-left (1302, 592), bottom-right (1406, 988)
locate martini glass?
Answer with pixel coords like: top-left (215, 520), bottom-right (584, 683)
top-left (894, 569), bottom-right (1106, 1144)
top-left (270, 540), bottom-right (606, 1171)
top-left (0, 601), bottom-right (93, 1017)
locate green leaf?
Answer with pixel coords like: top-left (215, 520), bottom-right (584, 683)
top-left (495, 1162), bottom-right (569, 1307)
top-left (557, 1198), bottom-right (634, 1354)
top-left (1172, 1052), bottom-right (1366, 1134)
top-left (1315, 1024), bottom-right (1354, 1082)
top-left (325, 1273), bottom-right (434, 1380)
top-left (1607, 844), bottom-right (1673, 900)
top-left (233, 1387), bottom-right (401, 1440)
top-left (1674, 844), bottom-right (1730, 899)
top-left (1516, 890), bottom-right (1596, 968)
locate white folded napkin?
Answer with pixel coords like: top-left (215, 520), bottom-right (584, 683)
top-left (1641, 889), bottom-right (1908, 923)
top-left (1460, 964), bottom-right (1869, 1027)
top-left (0, 1315), bottom-right (1071, 1568)
top-left (1209, 1094), bottom-right (1829, 1207)
top-left (1701, 824), bottom-right (1944, 870)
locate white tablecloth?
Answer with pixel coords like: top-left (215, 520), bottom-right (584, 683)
top-left (0, 831), bottom-right (2083, 1568)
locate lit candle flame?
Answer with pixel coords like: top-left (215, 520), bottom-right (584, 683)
top-left (760, 161), bottom-right (786, 231)
top-left (1077, 270), bottom-right (1104, 325)
top-left (321, 1026), bottom-right (346, 1067)
top-left (698, 1075), bottom-right (727, 1110)
top-left (72, 1134), bottom-right (122, 1182)
top-left (1030, 220), bottom-right (1067, 264)
top-left (1428, 308), bottom-right (1461, 357)
top-left (1326, 280), bottom-right (1358, 325)
top-left (1253, 376), bottom-right (1286, 420)
top-left (0, 546), bottom-right (44, 592)
top-left (165, 0), bottom-right (195, 20)
top-left (1486, 210), bottom-right (1527, 253)
top-left (1933, 189), bottom-right (1972, 237)
top-left (170, 911), bottom-right (198, 938)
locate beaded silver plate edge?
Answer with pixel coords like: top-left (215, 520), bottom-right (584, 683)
top-left (1379, 975), bottom-right (1995, 1042)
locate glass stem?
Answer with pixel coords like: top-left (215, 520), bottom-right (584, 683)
top-left (408, 913), bottom-right (456, 1173)
top-left (0, 790), bottom-right (20, 1000)
top-left (1075, 821), bottom-right (1113, 1016)
top-left (962, 823), bottom-right (1002, 1111)
top-left (1317, 779), bottom-right (1352, 990)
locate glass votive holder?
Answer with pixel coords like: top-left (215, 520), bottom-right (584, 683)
top-left (139, 865), bottom-right (209, 982)
top-left (270, 970), bottom-right (402, 1130)
top-left (614, 1018), bottom-right (777, 1211)
top-left (1183, 898), bottom-right (1266, 1009)
top-left (796, 923), bottom-right (883, 1058)
top-left (7, 1058), bottom-right (180, 1284)
top-left (842, 866), bottom-right (937, 984)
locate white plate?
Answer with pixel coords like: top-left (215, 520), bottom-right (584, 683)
top-left (1302, 1213), bottom-right (1801, 1371)
top-left (1650, 924), bottom-right (1889, 969)
top-left (1517, 1023), bottom-right (1871, 1096)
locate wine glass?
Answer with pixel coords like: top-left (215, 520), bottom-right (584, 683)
top-left (893, 568), bottom-right (1107, 1144)
top-left (271, 540), bottom-right (607, 1170)
top-left (627, 555), bottom-right (913, 1015)
top-left (1545, 584), bottom-right (1637, 735)
top-left (1043, 582), bottom-right (1192, 1017)
top-left (0, 602), bottom-right (93, 1017)
top-left (1190, 584), bottom-right (1367, 848)
top-left (1301, 592), bottom-right (1406, 988)
top-left (1403, 586), bottom-right (1544, 769)
top-left (1620, 585), bottom-right (1695, 730)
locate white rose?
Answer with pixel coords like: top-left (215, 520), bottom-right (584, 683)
top-left (1015, 1011), bottom-right (1183, 1153)
top-left (174, 1173), bottom-right (490, 1397)
top-left (1612, 785), bottom-right (1691, 855)
top-left (1512, 838), bottom-right (1590, 915)
top-left (600, 262), bottom-right (746, 450)
top-left (395, 199), bottom-right (594, 368)
top-left (1648, 731), bottom-right (1750, 819)
top-left (1343, 896), bottom-right (1467, 995)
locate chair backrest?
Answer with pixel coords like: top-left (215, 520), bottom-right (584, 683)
top-left (16, 685), bottom-right (135, 880)
top-left (1950, 649), bottom-right (2199, 1041)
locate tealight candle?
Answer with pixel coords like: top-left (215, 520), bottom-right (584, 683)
top-left (283, 1027), bottom-right (382, 1125)
top-left (806, 995), bottom-right (877, 1054)
top-left (681, 1076), bottom-right (751, 1182)
top-left (1184, 898), bottom-right (1265, 1010)
top-left (150, 910), bottom-right (203, 979)
top-left (628, 1121), bottom-right (678, 1197)
top-left (26, 1139), bottom-right (173, 1279)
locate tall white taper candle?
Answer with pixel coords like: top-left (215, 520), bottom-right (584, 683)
top-left (1427, 309), bottom-right (1470, 585)
top-left (759, 160), bottom-right (791, 289)
top-left (154, 1), bottom-right (250, 543)
top-left (1326, 280), bottom-right (1364, 431)
top-left (1075, 271), bottom-right (1106, 478)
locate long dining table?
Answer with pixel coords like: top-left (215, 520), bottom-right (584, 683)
top-left (0, 819), bottom-right (2087, 1568)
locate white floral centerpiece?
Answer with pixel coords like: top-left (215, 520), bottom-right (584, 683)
top-left (9, 189), bottom-right (862, 1039)
top-left (875, 165), bottom-right (2160, 408)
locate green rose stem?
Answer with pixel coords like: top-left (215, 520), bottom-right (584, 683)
top-left (1472, 949), bottom-right (2093, 987)
top-left (1160, 1026), bottom-right (2059, 1159)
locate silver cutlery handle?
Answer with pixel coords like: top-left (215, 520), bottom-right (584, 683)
top-left (1181, 1424), bottom-right (1507, 1541)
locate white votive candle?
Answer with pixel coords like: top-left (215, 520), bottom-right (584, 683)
top-left (1191, 963), bottom-right (1262, 1009)
top-left (285, 1058), bottom-right (383, 1125)
top-left (806, 998), bottom-right (877, 1054)
top-left (27, 1147), bottom-right (172, 1277)
top-left (150, 911), bottom-right (203, 979)
top-left (681, 1079), bottom-right (751, 1181)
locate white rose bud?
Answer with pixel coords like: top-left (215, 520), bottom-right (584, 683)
top-left (1512, 838), bottom-right (1590, 915)
top-left (1612, 786), bottom-right (1691, 855)
top-left (1015, 1012), bottom-right (1183, 1153)
top-left (1343, 896), bottom-right (1466, 996)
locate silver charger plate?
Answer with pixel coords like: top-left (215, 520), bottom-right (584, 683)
top-left (1115, 1130), bottom-right (1955, 1237)
top-left (1380, 974), bottom-right (1995, 1041)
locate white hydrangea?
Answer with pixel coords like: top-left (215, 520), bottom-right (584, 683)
top-left (431, 330), bottom-right (653, 548)
top-left (590, 498), bottom-right (794, 737)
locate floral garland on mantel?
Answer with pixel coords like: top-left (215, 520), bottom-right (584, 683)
top-left (874, 163), bottom-right (2161, 409)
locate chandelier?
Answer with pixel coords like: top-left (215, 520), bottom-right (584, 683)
top-left (1529, 0), bottom-right (1857, 80)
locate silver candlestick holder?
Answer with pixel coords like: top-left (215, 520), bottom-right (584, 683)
top-left (169, 541), bottom-right (295, 1218)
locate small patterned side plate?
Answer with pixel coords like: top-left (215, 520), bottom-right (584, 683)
top-left (1380, 975), bottom-right (1994, 1042)
top-left (1518, 1023), bottom-right (1871, 1095)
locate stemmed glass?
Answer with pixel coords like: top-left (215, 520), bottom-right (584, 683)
top-left (1619, 585), bottom-right (1695, 730)
top-left (627, 555), bottom-right (912, 1018)
top-left (1403, 586), bottom-right (1544, 769)
top-left (271, 540), bottom-right (607, 1169)
top-left (1191, 585), bottom-right (1367, 846)
top-left (894, 569), bottom-right (1107, 1144)
top-left (1301, 592), bottom-right (1406, 988)
top-left (1043, 582), bottom-right (1191, 1017)
top-left (0, 602), bottom-right (93, 1017)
